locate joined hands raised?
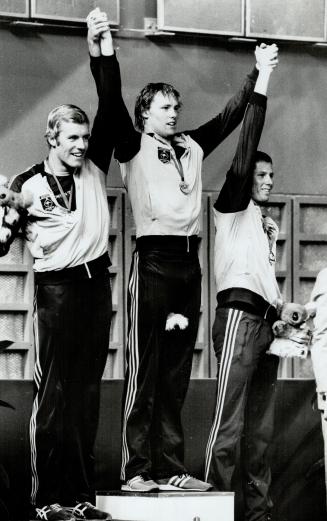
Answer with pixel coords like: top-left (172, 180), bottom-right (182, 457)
top-left (87, 7), bottom-right (113, 57)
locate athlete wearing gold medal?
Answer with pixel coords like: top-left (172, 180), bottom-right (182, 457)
top-left (87, 9), bottom-right (279, 493)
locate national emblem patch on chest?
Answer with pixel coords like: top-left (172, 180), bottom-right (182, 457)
top-left (158, 147), bottom-right (171, 164)
top-left (40, 195), bottom-right (56, 212)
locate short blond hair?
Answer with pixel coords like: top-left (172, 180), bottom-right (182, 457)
top-left (45, 104), bottom-right (89, 146)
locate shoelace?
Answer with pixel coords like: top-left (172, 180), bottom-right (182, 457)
top-left (169, 473), bottom-right (192, 486)
top-left (71, 502), bottom-right (95, 517)
top-left (36, 504), bottom-right (62, 519)
top-left (51, 505), bottom-right (63, 512)
top-left (128, 475), bottom-right (146, 485)
top-left (36, 506), bottom-right (51, 520)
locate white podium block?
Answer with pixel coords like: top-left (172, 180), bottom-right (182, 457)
top-left (96, 490), bottom-right (234, 521)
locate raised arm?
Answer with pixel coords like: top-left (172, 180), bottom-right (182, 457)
top-left (86, 9), bottom-right (117, 173)
top-left (86, 9), bottom-right (140, 171)
top-left (214, 48), bottom-right (278, 213)
top-left (187, 44), bottom-right (278, 159)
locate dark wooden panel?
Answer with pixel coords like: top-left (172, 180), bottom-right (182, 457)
top-left (247, 0), bottom-right (326, 41)
top-left (157, 0), bottom-right (244, 36)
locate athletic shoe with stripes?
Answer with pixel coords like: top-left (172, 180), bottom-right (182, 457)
top-left (121, 474), bottom-right (159, 492)
top-left (157, 474), bottom-right (212, 492)
top-left (66, 502), bottom-right (112, 520)
top-left (33, 503), bottom-right (75, 521)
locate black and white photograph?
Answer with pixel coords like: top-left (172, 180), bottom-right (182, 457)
top-left (0, 1), bottom-right (327, 521)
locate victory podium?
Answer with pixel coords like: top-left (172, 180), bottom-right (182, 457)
top-left (96, 490), bottom-right (234, 521)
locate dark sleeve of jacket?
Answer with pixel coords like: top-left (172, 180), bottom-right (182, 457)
top-left (185, 67), bottom-right (259, 159)
top-left (214, 91), bottom-right (267, 213)
top-left (87, 54), bottom-right (141, 172)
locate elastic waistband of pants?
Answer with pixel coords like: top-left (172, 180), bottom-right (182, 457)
top-left (217, 287), bottom-right (278, 325)
top-left (34, 253), bottom-right (111, 284)
top-left (136, 235), bottom-right (199, 254)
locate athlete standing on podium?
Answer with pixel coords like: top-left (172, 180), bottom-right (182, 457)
top-left (0, 9), bottom-right (118, 521)
top-left (87, 11), bottom-right (279, 493)
top-left (204, 44), bottom-right (279, 521)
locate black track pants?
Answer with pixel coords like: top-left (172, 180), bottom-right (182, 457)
top-left (121, 237), bottom-right (201, 481)
top-left (205, 307), bottom-right (279, 521)
top-left (30, 271), bottom-right (112, 507)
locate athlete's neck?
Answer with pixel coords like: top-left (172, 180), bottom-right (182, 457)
top-left (46, 155), bottom-right (74, 176)
top-left (146, 132), bottom-right (174, 146)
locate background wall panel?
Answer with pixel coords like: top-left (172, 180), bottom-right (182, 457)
top-left (157, 0), bottom-right (244, 36)
top-left (0, 26), bottom-right (327, 196)
top-left (246, 0), bottom-right (326, 41)
top-left (31, 0), bottom-right (120, 24)
top-left (103, 190), bottom-right (125, 379)
top-left (0, 0), bottom-right (29, 17)
top-left (292, 196), bottom-right (327, 379)
top-left (0, 235), bottom-right (34, 379)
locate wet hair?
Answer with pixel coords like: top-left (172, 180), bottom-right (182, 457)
top-left (254, 150), bottom-right (273, 166)
top-left (45, 104), bottom-right (89, 146)
top-left (134, 82), bottom-right (182, 131)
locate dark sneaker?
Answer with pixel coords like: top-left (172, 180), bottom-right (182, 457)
top-left (121, 474), bottom-right (159, 492)
top-left (157, 474), bottom-right (212, 491)
top-left (34, 503), bottom-right (75, 521)
top-left (68, 502), bottom-right (111, 521)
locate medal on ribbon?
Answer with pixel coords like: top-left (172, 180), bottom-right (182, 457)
top-left (179, 181), bottom-right (190, 194)
top-left (158, 147), bottom-right (171, 164)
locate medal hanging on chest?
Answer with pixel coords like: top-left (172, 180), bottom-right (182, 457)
top-left (156, 139), bottom-right (191, 194)
top-left (179, 181), bottom-right (190, 194)
top-left (46, 161), bottom-right (75, 212)
top-left (262, 214), bottom-right (276, 265)
top-left (171, 153), bottom-right (190, 194)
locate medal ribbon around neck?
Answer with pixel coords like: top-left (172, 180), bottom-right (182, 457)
top-left (46, 161), bottom-right (75, 211)
top-left (170, 154), bottom-right (190, 194)
top-left (262, 214), bottom-right (277, 265)
top-left (151, 133), bottom-right (190, 194)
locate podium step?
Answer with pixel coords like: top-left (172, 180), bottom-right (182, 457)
top-left (96, 490), bottom-right (234, 521)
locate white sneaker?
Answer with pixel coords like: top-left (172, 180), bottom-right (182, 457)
top-left (157, 474), bottom-right (212, 491)
top-left (121, 474), bottom-right (159, 492)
